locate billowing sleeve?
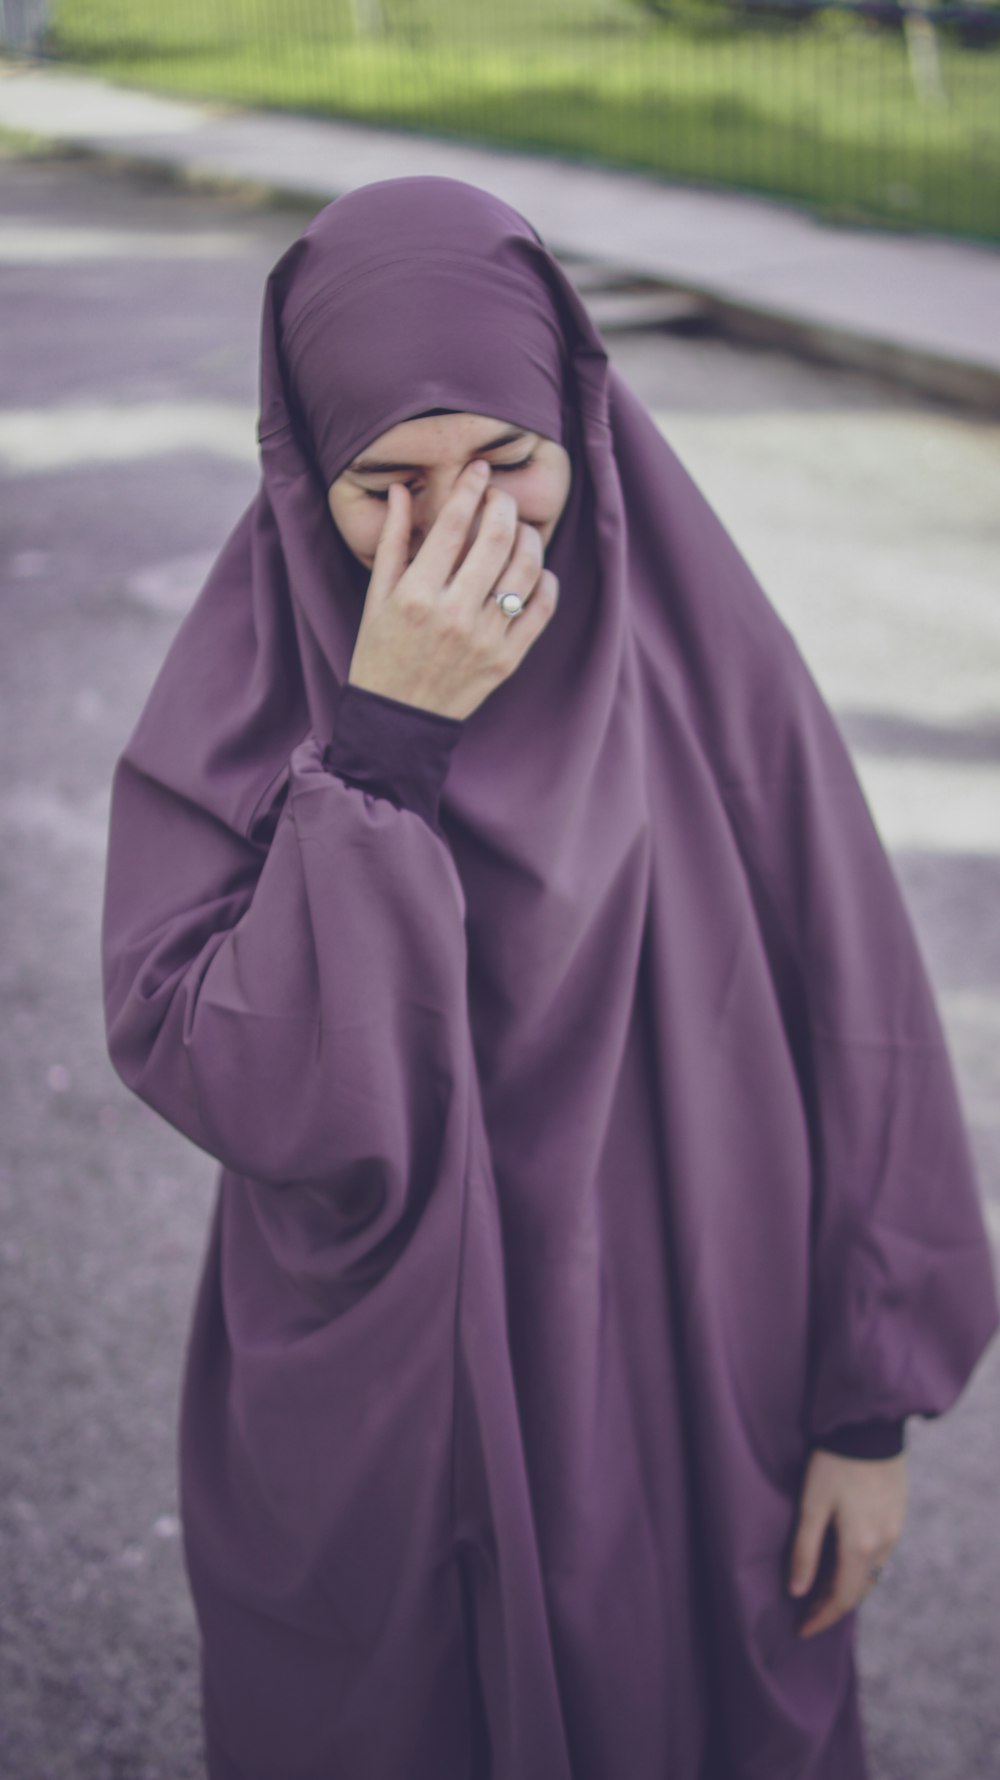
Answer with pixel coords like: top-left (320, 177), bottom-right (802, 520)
top-left (718, 626), bottom-right (1000, 1450)
top-left (101, 680), bottom-right (469, 1218)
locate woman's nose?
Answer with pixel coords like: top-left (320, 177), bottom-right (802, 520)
top-left (408, 480), bottom-right (487, 566)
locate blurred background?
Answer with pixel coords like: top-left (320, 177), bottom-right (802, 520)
top-left (1, 4), bottom-right (998, 1778)
top-left (3, 0), bottom-right (1000, 237)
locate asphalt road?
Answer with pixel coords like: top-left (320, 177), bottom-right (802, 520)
top-left (1, 145), bottom-right (998, 1780)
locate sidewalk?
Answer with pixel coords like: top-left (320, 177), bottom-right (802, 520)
top-left (2, 56), bottom-right (999, 413)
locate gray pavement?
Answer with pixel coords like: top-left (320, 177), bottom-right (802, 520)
top-left (1, 57), bottom-right (1000, 414)
top-left (1, 143), bottom-right (999, 1780)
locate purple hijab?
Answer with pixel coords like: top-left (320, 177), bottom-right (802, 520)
top-left (101, 177), bottom-right (998, 1780)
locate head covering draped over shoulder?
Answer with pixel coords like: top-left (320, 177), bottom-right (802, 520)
top-left (101, 177), bottom-right (998, 1780)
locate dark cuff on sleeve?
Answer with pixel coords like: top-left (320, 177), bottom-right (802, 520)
top-left (814, 1419), bottom-right (907, 1460)
top-left (321, 680), bottom-right (464, 834)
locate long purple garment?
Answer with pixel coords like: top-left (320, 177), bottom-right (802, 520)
top-left (101, 177), bottom-right (999, 1780)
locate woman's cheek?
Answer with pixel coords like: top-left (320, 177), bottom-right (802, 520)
top-left (356, 502), bottom-right (387, 559)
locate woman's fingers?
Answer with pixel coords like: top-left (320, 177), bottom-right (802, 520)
top-left (374, 476), bottom-right (530, 620)
top-left (496, 569), bottom-right (560, 669)
top-left (788, 1452), bottom-right (834, 1598)
top-left (454, 483), bottom-right (521, 598)
top-left (797, 1533), bottom-right (893, 1638)
top-left (788, 1495), bottom-right (828, 1600)
top-left (796, 1534), bottom-right (864, 1639)
top-left (350, 468), bottom-right (558, 718)
top-left (793, 1523), bottom-right (896, 1630)
top-left (486, 517), bottom-right (544, 610)
top-left (491, 522), bottom-right (559, 665)
top-left (404, 459), bottom-right (493, 593)
top-left (790, 1449), bottom-right (907, 1638)
top-left (366, 480), bottom-right (412, 607)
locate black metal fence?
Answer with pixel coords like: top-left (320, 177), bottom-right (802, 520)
top-left (5, 0), bottom-right (1000, 241)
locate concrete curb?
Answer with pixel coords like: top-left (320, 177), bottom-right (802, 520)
top-left (687, 294), bottom-right (1000, 416)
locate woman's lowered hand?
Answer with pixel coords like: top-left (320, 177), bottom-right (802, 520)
top-left (787, 1448), bottom-right (907, 1638)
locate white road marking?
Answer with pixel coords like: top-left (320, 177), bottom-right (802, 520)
top-left (0, 401), bottom-right (257, 470)
top-left (0, 222), bottom-right (256, 261)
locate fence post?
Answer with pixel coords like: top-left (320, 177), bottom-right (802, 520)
top-left (903, 1), bottom-right (947, 102)
top-left (0, 0), bottom-right (49, 52)
top-left (350, 0), bottom-right (385, 38)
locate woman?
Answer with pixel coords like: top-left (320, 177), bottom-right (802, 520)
top-left (101, 176), bottom-right (999, 1780)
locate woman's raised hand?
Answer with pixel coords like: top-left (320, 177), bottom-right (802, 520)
top-left (346, 459), bottom-right (560, 721)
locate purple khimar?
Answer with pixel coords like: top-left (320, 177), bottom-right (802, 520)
top-left (101, 176), bottom-right (998, 1780)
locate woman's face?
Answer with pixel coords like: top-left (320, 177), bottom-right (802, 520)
top-left (326, 410), bottom-right (572, 573)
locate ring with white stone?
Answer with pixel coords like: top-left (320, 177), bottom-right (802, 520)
top-left (495, 589), bottom-right (526, 618)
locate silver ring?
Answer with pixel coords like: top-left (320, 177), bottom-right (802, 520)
top-left (495, 588), bottom-right (525, 618)
top-left (868, 1565), bottom-right (884, 1587)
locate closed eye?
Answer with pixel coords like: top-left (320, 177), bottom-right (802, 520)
top-left (362, 453), bottom-right (537, 501)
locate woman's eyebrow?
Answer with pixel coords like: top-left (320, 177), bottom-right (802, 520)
top-left (349, 428), bottom-right (534, 473)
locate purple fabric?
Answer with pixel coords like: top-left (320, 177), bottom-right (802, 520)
top-left (322, 679), bottom-right (464, 835)
top-left (814, 1419), bottom-right (906, 1461)
top-left (100, 176), bottom-right (999, 1780)
top-left (327, 683), bottom-right (910, 1471)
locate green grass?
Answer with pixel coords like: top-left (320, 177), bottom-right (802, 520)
top-left (45, 0), bottom-right (1000, 241)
